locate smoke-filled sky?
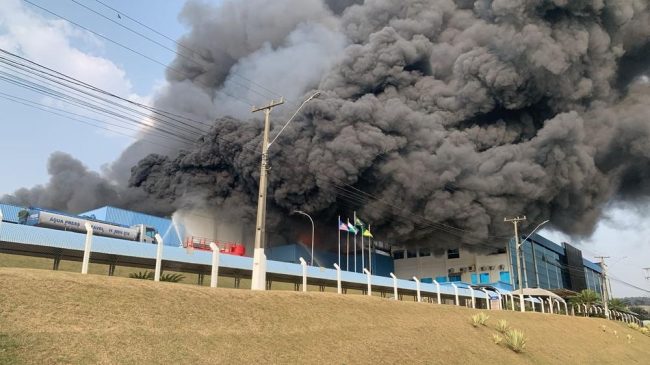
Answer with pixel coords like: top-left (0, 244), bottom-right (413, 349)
top-left (1, 0), bottom-right (650, 295)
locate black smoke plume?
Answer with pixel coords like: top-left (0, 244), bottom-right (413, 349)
top-left (6, 0), bottom-right (650, 251)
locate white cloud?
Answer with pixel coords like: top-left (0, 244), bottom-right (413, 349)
top-left (0, 0), bottom-right (136, 97)
top-left (541, 207), bottom-right (650, 298)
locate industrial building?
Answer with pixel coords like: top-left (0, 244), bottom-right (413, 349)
top-left (391, 233), bottom-right (603, 295)
top-left (1, 203), bottom-right (602, 296)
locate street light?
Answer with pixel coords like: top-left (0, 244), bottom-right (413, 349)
top-left (250, 91), bottom-right (321, 290)
top-left (292, 210), bottom-right (315, 266)
top-left (519, 220), bottom-right (549, 288)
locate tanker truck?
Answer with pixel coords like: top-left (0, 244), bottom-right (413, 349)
top-left (22, 208), bottom-right (159, 243)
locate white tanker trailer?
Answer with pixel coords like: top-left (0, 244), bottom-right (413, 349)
top-left (23, 209), bottom-right (158, 243)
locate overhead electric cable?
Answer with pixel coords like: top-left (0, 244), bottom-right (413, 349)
top-left (88, 0), bottom-right (284, 99)
top-left (22, 0), bottom-right (257, 107)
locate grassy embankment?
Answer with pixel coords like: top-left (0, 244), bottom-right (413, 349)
top-left (1, 267), bottom-right (649, 365)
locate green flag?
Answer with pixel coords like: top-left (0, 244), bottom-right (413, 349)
top-left (355, 217), bottom-right (365, 228)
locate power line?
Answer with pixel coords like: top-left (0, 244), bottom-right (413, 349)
top-left (0, 94), bottom-right (179, 151)
top-left (69, 0), bottom-right (278, 102)
top-left (0, 48), bottom-right (263, 154)
top-left (88, 0), bottom-right (284, 100)
top-left (22, 0), bottom-right (257, 107)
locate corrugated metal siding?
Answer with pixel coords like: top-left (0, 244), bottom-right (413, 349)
top-left (0, 203), bottom-right (27, 223)
top-left (79, 207), bottom-right (108, 221)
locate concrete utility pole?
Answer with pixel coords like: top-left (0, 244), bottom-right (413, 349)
top-left (249, 92), bottom-right (320, 291)
top-left (505, 216), bottom-right (526, 312)
top-left (250, 98), bottom-right (285, 290)
top-left (596, 256), bottom-right (611, 320)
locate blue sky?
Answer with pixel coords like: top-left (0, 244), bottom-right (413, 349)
top-left (0, 0), bottom-right (189, 194)
top-left (0, 0), bottom-right (648, 297)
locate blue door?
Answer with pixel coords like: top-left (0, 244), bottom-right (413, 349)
top-left (471, 273), bottom-right (478, 284)
top-left (479, 273), bottom-right (490, 284)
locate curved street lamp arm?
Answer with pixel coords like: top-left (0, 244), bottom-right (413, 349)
top-left (268, 91), bottom-right (321, 148)
top-left (519, 219), bottom-right (550, 248)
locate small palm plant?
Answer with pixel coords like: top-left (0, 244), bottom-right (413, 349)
top-left (495, 319), bottom-right (509, 333)
top-left (129, 271), bottom-right (154, 280)
top-left (470, 312), bottom-right (489, 327)
top-left (504, 329), bottom-right (527, 353)
top-left (128, 271), bottom-right (185, 283)
top-left (160, 273), bottom-right (185, 282)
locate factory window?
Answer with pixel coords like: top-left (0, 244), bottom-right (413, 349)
top-left (448, 274), bottom-right (461, 282)
top-left (435, 276), bottom-right (448, 283)
top-left (447, 249), bottom-right (460, 259)
top-left (419, 248), bottom-right (431, 257)
top-left (407, 250), bottom-right (417, 258)
top-left (479, 273), bottom-right (490, 284)
top-left (393, 250), bottom-right (405, 260)
top-left (499, 271), bottom-right (511, 283)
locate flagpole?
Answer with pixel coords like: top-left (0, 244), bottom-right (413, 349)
top-left (368, 227), bottom-right (372, 274)
top-left (337, 215), bottom-right (341, 268)
top-left (353, 211), bottom-right (357, 273)
top-left (346, 218), bottom-right (350, 271)
top-left (361, 228), bottom-right (365, 272)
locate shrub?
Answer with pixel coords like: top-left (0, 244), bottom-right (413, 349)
top-left (160, 273), bottom-right (185, 283)
top-left (504, 329), bottom-right (527, 353)
top-left (128, 271), bottom-right (185, 283)
top-left (491, 334), bottom-right (503, 345)
top-left (639, 327), bottom-right (649, 335)
top-left (627, 323), bottom-right (640, 331)
top-left (129, 271), bottom-right (154, 280)
top-left (470, 312), bottom-right (489, 327)
top-left (626, 334), bottom-right (633, 344)
top-left (496, 319), bottom-right (509, 333)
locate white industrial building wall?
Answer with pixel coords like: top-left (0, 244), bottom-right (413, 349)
top-left (394, 248), bottom-right (510, 284)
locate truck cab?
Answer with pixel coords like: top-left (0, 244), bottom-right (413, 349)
top-left (133, 224), bottom-right (158, 244)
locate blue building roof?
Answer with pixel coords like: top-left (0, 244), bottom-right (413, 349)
top-left (0, 203), bottom-right (26, 223)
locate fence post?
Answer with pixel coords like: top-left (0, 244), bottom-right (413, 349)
top-left (299, 257), bottom-right (307, 292)
top-left (432, 280), bottom-right (441, 304)
top-left (468, 286), bottom-right (475, 308)
top-left (209, 243), bottom-right (220, 288)
top-left (389, 273), bottom-right (398, 300)
top-left (451, 283), bottom-right (459, 306)
top-left (412, 277), bottom-right (421, 303)
top-left (363, 268), bottom-right (372, 296)
top-left (154, 234), bottom-right (163, 282)
top-left (333, 263), bottom-right (342, 294)
top-left (81, 222), bottom-right (93, 275)
top-left (548, 298), bottom-right (554, 314)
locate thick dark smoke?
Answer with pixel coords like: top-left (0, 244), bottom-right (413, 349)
top-left (5, 0), bottom-right (650, 251)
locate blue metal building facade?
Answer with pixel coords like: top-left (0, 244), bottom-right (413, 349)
top-left (509, 233), bottom-right (602, 294)
top-left (0, 203), bottom-right (26, 223)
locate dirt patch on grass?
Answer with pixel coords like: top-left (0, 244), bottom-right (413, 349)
top-left (0, 268), bottom-right (649, 364)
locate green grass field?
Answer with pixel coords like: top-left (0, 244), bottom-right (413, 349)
top-left (1, 267), bottom-right (649, 364)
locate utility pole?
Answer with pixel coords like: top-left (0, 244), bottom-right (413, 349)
top-left (250, 98), bottom-right (284, 290)
top-left (596, 256), bottom-right (611, 320)
top-left (505, 216), bottom-right (526, 312)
